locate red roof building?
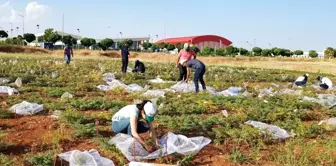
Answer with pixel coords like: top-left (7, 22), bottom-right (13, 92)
top-left (156, 35), bottom-right (232, 51)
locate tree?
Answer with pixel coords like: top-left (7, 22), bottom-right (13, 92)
top-left (80, 38), bottom-right (91, 48)
top-left (72, 38), bottom-right (78, 46)
top-left (202, 46), bottom-right (214, 55)
top-left (23, 33), bottom-right (36, 43)
top-left (226, 46), bottom-right (239, 55)
top-left (0, 30), bottom-right (8, 38)
top-left (49, 33), bottom-right (61, 44)
top-left (252, 47), bottom-right (262, 56)
top-left (151, 44), bottom-right (158, 51)
top-left (274, 48), bottom-right (283, 56)
top-left (324, 47), bottom-right (335, 58)
top-left (294, 50), bottom-right (304, 56)
top-left (239, 48), bottom-right (248, 55)
top-left (167, 43), bottom-right (176, 51)
top-left (89, 38), bottom-right (96, 46)
top-left (38, 35), bottom-right (45, 42)
top-left (142, 42), bottom-right (152, 50)
top-left (216, 48), bottom-right (226, 56)
top-left (175, 43), bottom-right (184, 51)
top-left (158, 42), bottom-right (167, 49)
top-left (282, 49), bottom-right (293, 57)
top-left (261, 49), bottom-right (272, 56)
top-left (309, 50), bottom-right (318, 58)
top-left (271, 47), bottom-right (278, 55)
top-left (98, 38), bottom-right (114, 51)
top-left (62, 35), bottom-right (74, 46)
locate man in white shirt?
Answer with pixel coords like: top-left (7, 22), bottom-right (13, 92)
top-left (317, 76), bottom-right (333, 90)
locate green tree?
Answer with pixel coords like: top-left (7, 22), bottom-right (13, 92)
top-left (175, 43), bottom-right (184, 51)
top-left (23, 33), bottom-right (36, 43)
top-left (261, 49), bottom-right (272, 56)
top-left (271, 47), bottom-right (278, 56)
top-left (226, 46), bottom-right (239, 55)
top-left (309, 50), bottom-right (318, 58)
top-left (142, 42), bottom-right (152, 50)
top-left (98, 38), bottom-right (114, 51)
top-left (72, 38), bottom-right (78, 46)
top-left (167, 43), bottom-right (176, 51)
top-left (252, 47), bottom-right (262, 56)
top-left (80, 38), bottom-right (91, 48)
top-left (38, 36), bottom-right (44, 42)
top-left (158, 42), bottom-right (168, 49)
top-left (324, 47), bottom-right (335, 58)
top-left (282, 49), bottom-right (293, 57)
top-left (89, 38), bottom-right (96, 46)
top-left (151, 44), bottom-right (158, 51)
top-left (216, 48), bottom-right (226, 56)
top-left (294, 50), bottom-right (304, 56)
top-left (0, 30), bottom-right (8, 38)
top-left (62, 35), bottom-right (74, 46)
top-left (274, 48), bottom-right (283, 56)
top-left (50, 33), bottom-right (61, 44)
top-left (202, 46), bottom-right (214, 56)
top-left (239, 48), bottom-right (248, 55)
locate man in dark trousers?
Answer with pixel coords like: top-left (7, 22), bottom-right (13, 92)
top-left (121, 43), bottom-right (130, 73)
top-left (182, 59), bottom-right (206, 93)
top-left (132, 60), bottom-right (146, 73)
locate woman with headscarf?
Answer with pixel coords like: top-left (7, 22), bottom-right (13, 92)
top-left (132, 60), bottom-right (146, 73)
top-left (176, 43), bottom-right (196, 81)
top-left (111, 100), bottom-right (159, 152)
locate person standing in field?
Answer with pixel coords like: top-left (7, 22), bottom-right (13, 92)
top-left (121, 43), bottom-right (130, 73)
top-left (111, 100), bottom-right (159, 152)
top-left (176, 43), bottom-right (196, 81)
top-left (181, 59), bottom-right (206, 93)
top-left (64, 45), bottom-right (74, 65)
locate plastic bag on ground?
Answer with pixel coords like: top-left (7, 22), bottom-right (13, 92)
top-left (52, 71), bottom-right (59, 79)
top-left (126, 84), bottom-right (144, 93)
top-left (258, 88), bottom-right (274, 98)
top-left (170, 81), bottom-right (215, 93)
top-left (61, 92), bottom-right (73, 99)
top-left (0, 78), bottom-right (10, 83)
top-left (15, 77), bottom-right (22, 87)
top-left (148, 77), bottom-right (167, 84)
top-left (129, 162), bottom-right (176, 166)
top-left (97, 85), bottom-right (113, 92)
top-left (9, 101), bottom-right (44, 115)
top-left (0, 86), bottom-right (18, 96)
top-left (302, 94), bottom-right (336, 108)
top-left (102, 73), bottom-right (115, 83)
top-left (106, 80), bottom-right (127, 89)
top-left (58, 149), bottom-right (114, 166)
top-left (278, 88), bottom-right (302, 96)
top-left (216, 87), bottom-right (243, 97)
top-left (245, 120), bottom-right (295, 139)
top-left (319, 118), bottom-right (336, 130)
top-left (143, 90), bottom-right (165, 98)
top-left (108, 132), bottom-right (211, 161)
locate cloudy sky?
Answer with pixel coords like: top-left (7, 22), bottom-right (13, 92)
top-left (0, 0), bottom-right (335, 51)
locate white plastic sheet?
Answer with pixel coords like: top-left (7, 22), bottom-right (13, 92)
top-left (126, 84), bottom-right (145, 93)
top-left (109, 132), bottom-right (211, 161)
top-left (216, 87), bottom-right (243, 97)
top-left (52, 71), bottom-right (59, 79)
top-left (129, 162), bottom-right (175, 166)
top-left (245, 120), bottom-right (295, 139)
top-left (61, 92), bottom-right (73, 99)
top-left (143, 90), bottom-right (166, 98)
top-left (0, 86), bottom-right (18, 96)
top-left (0, 78), bottom-right (10, 83)
top-left (15, 77), bottom-right (22, 87)
top-left (9, 101), bottom-right (44, 115)
top-left (58, 149), bottom-right (114, 166)
top-left (102, 73), bottom-right (115, 83)
top-left (302, 94), bottom-right (336, 108)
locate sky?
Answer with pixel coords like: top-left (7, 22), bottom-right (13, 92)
top-left (0, 0), bottom-right (335, 51)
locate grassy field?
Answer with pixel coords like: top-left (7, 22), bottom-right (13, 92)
top-left (0, 52), bottom-right (336, 166)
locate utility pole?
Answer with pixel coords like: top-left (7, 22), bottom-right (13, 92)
top-left (37, 25), bottom-right (40, 44)
top-left (62, 14), bottom-right (64, 48)
top-left (17, 14), bottom-right (24, 35)
top-left (77, 28), bottom-right (80, 49)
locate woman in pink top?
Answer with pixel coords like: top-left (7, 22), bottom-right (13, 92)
top-left (176, 43), bottom-right (196, 81)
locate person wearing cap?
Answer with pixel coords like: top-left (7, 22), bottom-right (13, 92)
top-left (64, 45), bottom-right (74, 64)
top-left (176, 43), bottom-right (196, 81)
top-left (317, 76), bottom-right (333, 90)
top-left (132, 60), bottom-right (146, 73)
top-left (111, 100), bottom-right (159, 152)
top-left (181, 59), bottom-right (206, 93)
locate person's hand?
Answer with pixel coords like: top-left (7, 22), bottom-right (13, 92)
top-left (144, 144), bottom-right (154, 153)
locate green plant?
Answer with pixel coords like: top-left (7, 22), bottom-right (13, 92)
top-left (324, 47), bottom-right (335, 58)
top-left (26, 153), bottom-right (54, 166)
top-left (0, 108), bottom-right (14, 119)
top-left (0, 154), bottom-right (13, 166)
top-left (98, 38), bottom-right (114, 51)
top-left (0, 30), bottom-right (9, 39)
top-left (252, 47), bottom-right (262, 56)
top-left (23, 33), bottom-right (36, 43)
top-left (229, 148), bottom-right (251, 163)
top-left (294, 50), bottom-right (304, 56)
top-left (261, 49), bottom-right (272, 57)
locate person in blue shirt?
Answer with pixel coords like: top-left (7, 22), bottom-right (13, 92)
top-left (181, 59), bottom-right (206, 93)
top-left (121, 43), bottom-right (130, 73)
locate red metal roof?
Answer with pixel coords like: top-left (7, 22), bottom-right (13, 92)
top-left (156, 35), bottom-right (232, 46)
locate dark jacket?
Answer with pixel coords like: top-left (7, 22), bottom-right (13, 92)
top-left (133, 60), bottom-right (145, 73)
